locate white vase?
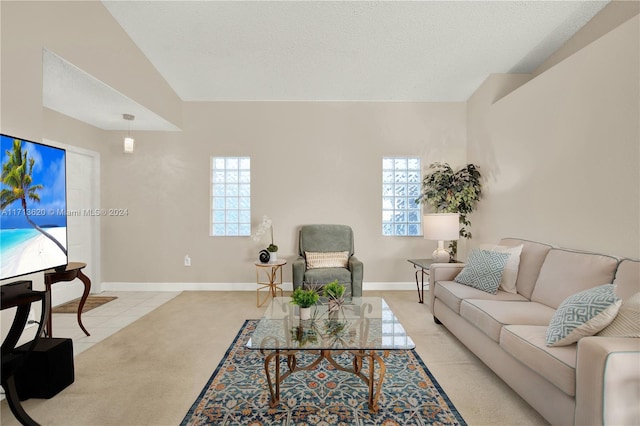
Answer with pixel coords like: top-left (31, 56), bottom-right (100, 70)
top-left (299, 307), bottom-right (311, 320)
top-left (269, 251), bottom-right (277, 262)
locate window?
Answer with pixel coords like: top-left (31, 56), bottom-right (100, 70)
top-left (382, 157), bottom-right (422, 236)
top-left (211, 157), bottom-right (251, 236)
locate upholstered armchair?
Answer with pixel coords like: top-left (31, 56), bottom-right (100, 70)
top-left (292, 224), bottom-right (363, 297)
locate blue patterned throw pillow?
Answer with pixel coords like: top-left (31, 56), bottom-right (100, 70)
top-left (454, 249), bottom-right (510, 294)
top-left (546, 284), bottom-right (621, 347)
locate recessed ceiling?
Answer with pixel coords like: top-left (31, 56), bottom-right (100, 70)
top-left (42, 1), bottom-right (610, 131)
top-left (101, 0), bottom-right (610, 102)
top-left (42, 49), bottom-right (181, 131)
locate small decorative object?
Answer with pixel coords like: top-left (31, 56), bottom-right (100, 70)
top-left (290, 287), bottom-right (319, 320)
top-left (252, 215), bottom-right (278, 260)
top-left (415, 162), bottom-right (482, 258)
top-left (299, 307), bottom-right (311, 320)
top-left (267, 248), bottom-right (277, 262)
top-left (258, 249), bottom-right (270, 263)
top-left (323, 280), bottom-right (346, 318)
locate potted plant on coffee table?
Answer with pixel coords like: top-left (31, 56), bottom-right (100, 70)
top-left (323, 280), bottom-right (346, 318)
top-left (290, 287), bottom-right (319, 320)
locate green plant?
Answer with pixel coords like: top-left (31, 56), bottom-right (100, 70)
top-left (323, 280), bottom-right (346, 299)
top-left (290, 287), bottom-right (319, 308)
top-left (267, 243), bottom-right (278, 252)
top-left (415, 162), bottom-right (482, 257)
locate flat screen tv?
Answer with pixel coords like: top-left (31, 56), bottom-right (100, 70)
top-left (0, 134), bottom-right (68, 280)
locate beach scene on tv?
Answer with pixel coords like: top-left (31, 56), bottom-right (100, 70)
top-left (0, 135), bottom-right (67, 280)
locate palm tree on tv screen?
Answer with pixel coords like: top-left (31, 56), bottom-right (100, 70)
top-left (1, 139), bottom-right (67, 255)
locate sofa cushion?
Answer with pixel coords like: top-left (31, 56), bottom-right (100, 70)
top-left (460, 300), bottom-right (556, 342)
top-left (480, 243), bottom-right (523, 294)
top-left (454, 249), bottom-right (510, 294)
top-left (499, 238), bottom-right (553, 299)
top-left (597, 292), bottom-right (640, 337)
top-left (546, 284), bottom-right (621, 347)
top-left (531, 249), bottom-right (618, 309)
top-left (612, 259), bottom-right (640, 300)
top-left (501, 325), bottom-right (577, 396)
top-left (433, 281), bottom-right (528, 314)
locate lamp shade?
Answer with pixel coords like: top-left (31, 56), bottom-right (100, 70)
top-left (123, 136), bottom-right (135, 153)
top-left (423, 213), bottom-right (460, 241)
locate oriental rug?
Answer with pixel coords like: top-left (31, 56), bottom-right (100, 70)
top-left (181, 320), bottom-right (466, 425)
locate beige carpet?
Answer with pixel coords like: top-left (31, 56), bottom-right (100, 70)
top-left (1, 291), bottom-right (548, 425)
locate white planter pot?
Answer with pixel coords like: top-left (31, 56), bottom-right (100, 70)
top-left (299, 307), bottom-right (311, 320)
top-left (269, 251), bottom-right (277, 262)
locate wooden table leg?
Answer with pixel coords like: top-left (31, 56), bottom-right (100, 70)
top-left (75, 269), bottom-right (91, 336)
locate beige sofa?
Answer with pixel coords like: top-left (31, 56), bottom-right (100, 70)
top-left (429, 238), bottom-right (640, 426)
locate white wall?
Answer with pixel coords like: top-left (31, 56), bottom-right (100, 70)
top-left (99, 101), bottom-right (467, 284)
top-left (467, 15), bottom-right (639, 259)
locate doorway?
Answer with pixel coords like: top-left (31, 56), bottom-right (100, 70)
top-left (44, 140), bottom-right (101, 306)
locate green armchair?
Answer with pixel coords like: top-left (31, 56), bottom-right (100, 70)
top-left (292, 224), bottom-right (363, 297)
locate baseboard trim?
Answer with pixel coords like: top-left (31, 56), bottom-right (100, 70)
top-left (101, 282), bottom-right (420, 292)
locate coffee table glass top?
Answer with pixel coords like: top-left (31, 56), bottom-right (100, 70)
top-left (247, 297), bottom-right (415, 351)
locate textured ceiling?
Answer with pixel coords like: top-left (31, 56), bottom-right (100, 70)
top-left (43, 1), bottom-right (610, 130)
top-left (102, 0), bottom-right (609, 102)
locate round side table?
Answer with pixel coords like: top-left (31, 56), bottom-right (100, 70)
top-left (255, 259), bottom-right (287, 307)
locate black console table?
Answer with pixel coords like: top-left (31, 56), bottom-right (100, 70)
top-left (1, 280), bottom-right (49, 426)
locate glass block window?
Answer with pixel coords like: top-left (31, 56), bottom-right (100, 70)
top-left (211, 157), bottom-right (251, 236)
top-left (382, 157), bottom-right (422, 236)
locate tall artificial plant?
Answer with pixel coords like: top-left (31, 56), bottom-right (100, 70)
top-left (415, 162), bottom-right (482, 258)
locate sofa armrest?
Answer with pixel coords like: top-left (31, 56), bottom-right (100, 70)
top-left (428, 263), bottom-right (465, 314)
top-left (575, 336), bottom-right (640, 426)
top-left (349, 256), bottom-right (363, 297)
top-left (292, 257), bottom-right (306, 290)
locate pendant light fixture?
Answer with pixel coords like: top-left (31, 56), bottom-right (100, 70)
top-left (123, 113), bottom-right (135, 153)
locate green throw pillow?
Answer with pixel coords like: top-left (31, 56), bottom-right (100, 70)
top-left (454, 249), bottom-right (510, 294)
top-left (546, 284), bottom-right (621, 347)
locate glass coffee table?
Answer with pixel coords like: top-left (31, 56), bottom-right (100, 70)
top-left (247, 296), bottom-right (415, 412)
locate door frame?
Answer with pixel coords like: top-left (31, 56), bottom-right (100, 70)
top-left (44, 139), bottom-right (101, 294)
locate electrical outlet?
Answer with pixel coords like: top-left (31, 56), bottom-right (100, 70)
top-left (184, 255), bottom-right (191, 267)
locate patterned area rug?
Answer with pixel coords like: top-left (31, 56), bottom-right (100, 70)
top-left (52, 296), bottom-right (117, 313)
top-left (181, 320), bottom-right (466, 425)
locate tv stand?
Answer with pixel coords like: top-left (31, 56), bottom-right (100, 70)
top-left (1, 280), bottom-right (49, 426)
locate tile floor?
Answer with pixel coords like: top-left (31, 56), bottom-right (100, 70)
top-left (49, 291), bottom-right (181, 356)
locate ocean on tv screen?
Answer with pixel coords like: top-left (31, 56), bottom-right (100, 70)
top-left (0, 227), bottom-right (68, 279)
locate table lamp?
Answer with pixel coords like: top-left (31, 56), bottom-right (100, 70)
top-left (423, 213), bottom-right (460, 262)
